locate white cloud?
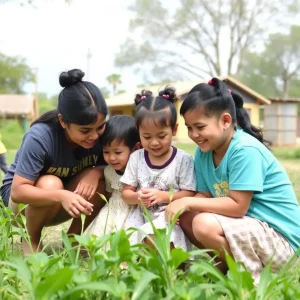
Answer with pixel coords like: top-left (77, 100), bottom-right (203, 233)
top-left (0, 0), bottom-right (138, 96)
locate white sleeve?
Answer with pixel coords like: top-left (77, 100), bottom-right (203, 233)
top-left (178, 153), bottom-right (197, 191)
top-left (120, 152), bottom-right (139, 187)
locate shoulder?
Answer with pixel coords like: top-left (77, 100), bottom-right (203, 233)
top-left (25, 123), bottom-right (57, 144)
top-left (29, 123), bottom-right (54, 136)
top-left (104, 165), bottom-right (115, 178)
top-left (175, 147), bottom-right (193, 160)
top-left (129, 148), bottom-right (145, 160)
top-left (229, 129), bottom-right (274, 162)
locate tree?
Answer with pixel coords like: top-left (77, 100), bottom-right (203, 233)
top-left (0, 52), bottom-right (34, 94)
top-left (238, 26), bottom-right (300, 99)
top-left (99, 87), bottom-right (110, 99)
top-left (115, 0), bottom-right (299, 81)
top-left (106, 74), bottom-right (122, 95)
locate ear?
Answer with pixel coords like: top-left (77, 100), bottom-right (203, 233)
top-left (172, 124), bottom-right (179, 136)
top-left (221, 113), bottom-right (232, 129)
top-left (58, 114), bottom-right (67, 129)
top-left (132, 142), bottom-right (141, 152)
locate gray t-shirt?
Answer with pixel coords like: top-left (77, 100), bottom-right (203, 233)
top-left (0, 122), bottom-right (105, 205)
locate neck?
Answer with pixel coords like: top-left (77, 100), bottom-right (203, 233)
top-left (213, 127), bottom-right (235, 158)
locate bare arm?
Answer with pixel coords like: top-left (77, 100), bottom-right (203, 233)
top-left (187, 190), bottom-right (252, 217)
top-left (165, 190), bottom-right (253, 221)
top-left (11, 174), bottom-right (94, 218)
top-left (122, 184), bottom-right (139, 204)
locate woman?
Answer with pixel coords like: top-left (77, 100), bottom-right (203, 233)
top-left (1, 69), bottom-right (108, 254)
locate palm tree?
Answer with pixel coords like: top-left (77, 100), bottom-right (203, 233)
top-left (106, 74), bottom-right (122, 95)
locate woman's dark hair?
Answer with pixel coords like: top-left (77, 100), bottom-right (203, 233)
top-left (100, 115), bottom-right (140, 150)
top-left (134, 86), bottom-right (177, 129)
top-left (180, 77), bottom-right (271, 148)
top-left (31, 69), bottom-right (108, 127)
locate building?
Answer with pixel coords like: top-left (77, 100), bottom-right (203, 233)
top-left (0, 94), bottom-right (38, 131)
top-left (264, 98), bottom-right (300, 145)
top-left (106, 76), bottom-right (270, 142)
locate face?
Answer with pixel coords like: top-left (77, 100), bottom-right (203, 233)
top-left (59, 113), bottom-right (106, 149)
top-left (139, 118), bottom-right (178, 158)
top-left (103, 140), bottom-right (132, 172)
top-left (183, 109), bottom-right (232, 153)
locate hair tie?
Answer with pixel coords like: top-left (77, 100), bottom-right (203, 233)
top-left (162, 94), bottom-right (169, 99)
top-left (141, 95), bottom-right (146, 100)
top-left (208, 80), bottom-right (214, 85)
top-left (228, 89), bottom-right (232, 94)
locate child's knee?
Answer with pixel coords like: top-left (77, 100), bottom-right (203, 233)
top-left (192, 213), bottom-right (219, 238)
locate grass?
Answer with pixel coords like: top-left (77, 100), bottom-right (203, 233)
top-left (2, 144), bottom-right (300, 285)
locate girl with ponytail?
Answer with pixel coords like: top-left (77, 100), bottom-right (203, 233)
top-left (166, 78), bottom-right (300, 283)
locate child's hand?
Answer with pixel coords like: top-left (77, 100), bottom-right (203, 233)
top-left (140, 189), bottom-right (168, 206)
top-left (137, 189), bottom-right (152, 207)
top-left (165, 198), bottom-right (188, 223)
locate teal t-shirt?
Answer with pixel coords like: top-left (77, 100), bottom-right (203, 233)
top-left (194, 128), bottom-right (300, 253)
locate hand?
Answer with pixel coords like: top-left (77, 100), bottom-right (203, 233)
top-left (138, 189), bottom-right (167, 207)
top-left (137, 189), bottom-right (151, 207)
top-left (59, 190), bottom-right (94, 218)
top-left (74, 168), bottom-right (101, 200)
top-left (165, 198), bottom-right (189, 224)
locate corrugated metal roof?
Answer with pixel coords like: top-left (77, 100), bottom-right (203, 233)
top-left (106, 76), bottom-right (271, 107)
top-left (0, 94), bottom-right (36, 115)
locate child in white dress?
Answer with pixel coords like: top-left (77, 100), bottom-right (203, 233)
top-left (87, 115), bottom-right (144, 245)
top-left (121, 87), bottom-right (196, 251)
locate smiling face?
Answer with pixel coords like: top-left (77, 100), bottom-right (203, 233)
top-left (59, 113), bottom-right (106, 149)
top-left (103, 140), bottom-right (132, 172)
top-left (139, 118), bottom-right (178, 161)
top-left (183, 108), bottom-right (233, 154)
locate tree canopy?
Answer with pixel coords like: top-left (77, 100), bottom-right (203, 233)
top-left (238, 25), bottom-right (300, 99)
top-left (0, 52), bottom-right (34, 94)
top-left (115, 0), bottom-right (299, 82)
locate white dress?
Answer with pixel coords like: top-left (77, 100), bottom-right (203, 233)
top-left (120, 147), bottom-right (196, 251)
top-left (86, 165), bottom-right (144, 245)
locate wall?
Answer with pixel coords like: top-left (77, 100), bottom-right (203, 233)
top-left (108, 105), bottom-right (134, 116)
top-left (264, 103), bottom-right (297, 145)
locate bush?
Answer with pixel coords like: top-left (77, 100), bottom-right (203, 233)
top-left (0, 120), bottom-right (24, 149)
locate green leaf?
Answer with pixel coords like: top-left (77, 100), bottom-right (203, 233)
top-left (131, 270), bottom-right (158, 300)
top-left (35, 267), bottom-right (74, 299)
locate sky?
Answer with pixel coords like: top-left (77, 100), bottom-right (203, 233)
top-left (0, 0), bottom-right (139, 97)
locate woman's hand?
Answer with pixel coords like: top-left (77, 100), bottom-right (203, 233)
top-left (165, 198), bottom-right (189, 223)
top-left (59, 190), bottom-right (94, 218)
top-left (74, 168), bottom-right (102, 200)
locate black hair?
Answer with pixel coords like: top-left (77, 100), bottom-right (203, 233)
top-left (180, 77), bottom-right (271, 148)
top-left (31, 69), bottom-right (108, 127)
top-left (134, 86), bottom-right (177, 129)
top-left (100, 115), bottom-right (140, 150)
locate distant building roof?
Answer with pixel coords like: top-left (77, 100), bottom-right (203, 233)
top-left (269, 97), bottom-right (300, 103)
top-left (0, 94), bottom-right (36, 117)
top-left (106, 76), bottom-right (271, 107)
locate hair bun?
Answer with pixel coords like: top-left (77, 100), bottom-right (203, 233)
top-left (59, 69), bottom-right (85, 88)
top-left (134, 89), bottom-right (153, 106)
top-left (158, 86), bottom-right (177, 103)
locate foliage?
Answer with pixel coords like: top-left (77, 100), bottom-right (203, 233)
top-left (106, 74), bottom-right (122, 95)
top-left (115, 0), bottom-right (299, 82)
top-left (238, 25), bottom-right (300, 98)
top-left (0, 120), bottom-right (24, 149)
top-left (0, 52), bottom-right (34, 94)
top-left (0, 199), bottom-right (300, 299)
